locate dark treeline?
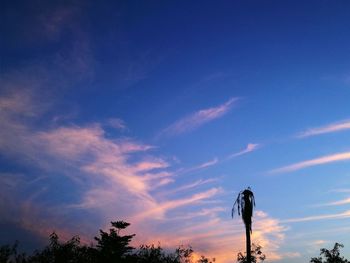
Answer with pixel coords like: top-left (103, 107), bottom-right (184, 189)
top-left (0, 220), bottom-right (348, 263)
top-left (0, 221), bottom-right (215, 263)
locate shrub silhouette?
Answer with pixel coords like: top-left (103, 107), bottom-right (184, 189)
top-left (310, 243), bottom-right (349, 263)
top-left (94, 221), bottom-right (135, 262)
top-left (0, 242), bottom-right (26, 263)
top-left (0, 221), bottom-right (215, 263)
top-left (28, 232), bottom-right (95, 263)
top-left (237, 243), bottom-right (265, 263)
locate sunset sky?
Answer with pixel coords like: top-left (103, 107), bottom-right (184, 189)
top-left (1, 1), bottom-right (350, 262)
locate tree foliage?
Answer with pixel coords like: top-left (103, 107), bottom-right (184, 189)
top-left (94, 221), bottom-right (135, 262)
top-left (0, 242), bottom-right (26, 263)
top-left (310, 243), bottom-right (349, 263)
top-left (0, 221), bottom-right (215, 263)
top-left (5, 220), bottom-right (346, 263)
top-left (237, 243), bottom-right (266, 263)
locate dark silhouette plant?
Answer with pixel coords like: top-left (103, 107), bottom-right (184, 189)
top-left (28, 232), bottom-right (95, 263)
top-left (0, 220), bottom-right (215, 263)
top-left (94, 221), bottom-right (135, 262)
top-left (237, 243), bottom-right (265, 263)
top-left (232, 187), bottom-right (255, 263)
top-left (0, 241), bottom-right (26, 263)
top-left (310, 243), bottom-right (349, 263)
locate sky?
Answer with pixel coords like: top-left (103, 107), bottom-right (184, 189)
top-left (1, 1), bottom-right (350, 262)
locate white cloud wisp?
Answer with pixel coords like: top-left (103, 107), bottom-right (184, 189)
top-left (269, 151), bottom-right (350, 174)
top-left (297, 119), bottom-right (350, 138)
top-left (159, 97), bottom-right (238, 137)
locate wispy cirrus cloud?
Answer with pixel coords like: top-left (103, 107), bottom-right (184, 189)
top-left (0, 63), bottom-right (287, 262)
top-left (177, 158), bottom-right (219, 175)
top-left (1, 112), bottom-right (225, 244)
top-left (133, 188), bottom-right (222, 221)
top-left (194, 158), bottom-right (219, 169)
top-left (282, 210), bottom-right (350, 223)
top-left (297, 119), bottom-right (350, 138)
top-left (313, 240), bottom-right (327, 246)
top-left (177, 143), bottom-right (260, 176)
top-left (331, 188), bottom-right (350, 193)
top-left (227, 143), bottom-right (260, 159)
top-left (107, 118), bottom-right (128, 131)
top-left (269, 151), bottom-right (350, 174)
top-left (0, 87), bottom-right (228, 252)
top-left (159, 97), bottom-right (238, 137)
top-left (0, 88), bottom-right (288, 262)
top-left (167, 178), bottom-right (219, 195)
top-left (319, 197), bottom-right (350, 206)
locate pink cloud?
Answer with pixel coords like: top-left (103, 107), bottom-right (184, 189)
top-left (227, 143), bottom-right (260, 159)
top-left (32, 125), bottom-right (229, 243)
top-left (0, 88), bottom-right (287, 261)
top-left (133, 188), bottom-right (222, 221)
top-left (36, 125), bottom-right (154, 160)
top-left (134, 158), bottom-right (169, 172)
top-left (177, 158), bottom-right (219, 175)
top-left (269, 151), bottom-right (350, 174)
top-left (159, 97), bottom-right (238, 137)
top-left (166, 178), bottom-right (219, 195)
top-left (282, 210), bottom-right (350, 223)
top-left (195, 158), bottom-right (219, 169)
top-left (331, 188), bottom-right (350, 193)
top-left (107, 118), bottom-right (127, 131)
top-left (297, 119), bottom-right (350, 138)
top-left (320, 197), bottom-right (350, 206)
top-left (174, 143), bottom-right (260, 176)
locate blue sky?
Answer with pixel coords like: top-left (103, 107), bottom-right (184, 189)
top-left (1, 1), bottom-right (350, 262)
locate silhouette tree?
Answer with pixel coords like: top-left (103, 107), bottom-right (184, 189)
top-left (0, 241), bottom-right (27, 263)
top-left (28, 232), bottom-right (94, 263)
top-left (0, 243), bottom-right (17, 263)
top-left (310, 243), bottom-right (349, 263)
top-left (130, 244), bottom-right (196, 263)
top-left (94, 221), bottom-right (135, 263)
top-left (232, 187), bottom-right (255, 263)
top-left (0, 220), bottom-right (215, 263)
top-left (130, 243), bottom-right (173, 263)
top-left (196, 255), bottom-right (216, 263)
top-left (174, 245), bottom-right (193, 263)
top-left (237, 243), bottom-right (265, 263)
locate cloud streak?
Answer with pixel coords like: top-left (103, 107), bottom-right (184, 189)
top-left (269, 151), bottom-right (350, 174)
top-left (331, 188), bottom-right (350, 193)
top-left (177, 143), bottom-right (260, 176)
top-left (320, 197), bottom-right (350, 206)
top-left (227, 143), bottom-right (260, 159)
top-left (159, 97), bottom-right (238, 137)
top-left (177, 158), bottom-right (219, 175)
top-left (283, 210), bottom-right (350, 223)
top-left (0, 94), bottom-right (287, 263)
top-left (134, 188), bottom-right (222, 221)
top-left (297, 119), bottom-right (350, 138)
top-left (0, 65), bottom-right (285, 262)
top-left (166, 178), bottom-right (219, 195)
top-left (0, 88), bottom-right (232, 254)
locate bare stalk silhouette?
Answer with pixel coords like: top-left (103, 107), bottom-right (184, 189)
top-left (232, 187), bottom-right (255, 263)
